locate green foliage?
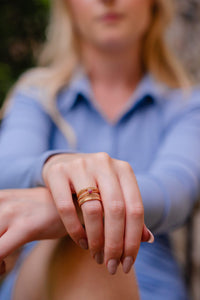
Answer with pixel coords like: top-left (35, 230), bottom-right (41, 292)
top-left (0, 0), bottom-right (50, 106)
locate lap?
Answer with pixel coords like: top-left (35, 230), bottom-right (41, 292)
top-left (12, 237), bottom-right (140, 300)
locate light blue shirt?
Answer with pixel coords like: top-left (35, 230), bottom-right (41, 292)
top-left (0, 69), bottom-right (200, 299)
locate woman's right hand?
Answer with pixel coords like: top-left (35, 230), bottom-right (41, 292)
top-left (42, 152), bottom-right (154, 275)
top-left (0, 187), bottom-right (67, 275)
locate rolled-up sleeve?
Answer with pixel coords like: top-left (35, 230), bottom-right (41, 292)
top-left (136, 98), bottom-right (200, 233)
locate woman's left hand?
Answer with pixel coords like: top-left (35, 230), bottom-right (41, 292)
top-left (42, 152), bottom-right (154, 275)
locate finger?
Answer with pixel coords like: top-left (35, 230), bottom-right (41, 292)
top-left (0, 228), bottom-right (29, 261)
top-left (94, 155), bottom-right (125, 275)
top-left (70, 170), bottom-right (104, 264)
top-left (115, 161), bottom-right (144, 274)
top-left (0, 227), bottom-right (8, 238)
top-left (81, 200), bottom-right (104, 264)
top-left (47, 170), bottom-right (88, 250)
top-left (141, 225), bottom-right (154, 243)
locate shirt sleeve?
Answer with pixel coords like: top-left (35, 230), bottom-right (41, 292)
top-left (0, 90), bottom-right (71, 188)
top-left (136, 96), bottom-right (200, 233)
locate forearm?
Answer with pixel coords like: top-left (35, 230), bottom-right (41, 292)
top-left (136, 168), bottom-right (199, 233)
top-left (0, 89), bottom-right (72, 189)
top-left (135, 103), bottom-right (200, 233)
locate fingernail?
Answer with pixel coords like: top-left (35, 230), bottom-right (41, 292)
top-left (107, 259), bottom-right (118, 275)
top-left (0, 261), bottom-right (6, 276)
top-left (94, 251), bottom-right (104, 264)
top-left (122, 256), bottom-right (134, 273)
top-left (147, 229), bottom-right (154, 243)
top-left (79, 238), bottom-right (88, 250)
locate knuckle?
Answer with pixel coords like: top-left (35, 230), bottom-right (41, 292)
top-left (84, 202), bottom-right (102, 217)
top-left (128, 205), bottom-right (144, 219)
top-left (57, 202), bottom-right (75, 216)
top-left (123, 162), bottom-right (134, 173)
top-left (95, 152), bottom-right (111, 164)
top-left (106, 243), bottom-right (123, 257)
top-left (50, 162), bottom-right (65, 175)
top-left (72, 157), bottom-right (87, 170)
top-left (109, 201), bottom-right (125, 217)
top-left (118, 161), bottom-right (134, 174)
top-left (2, 204), bottom-right (16, 219)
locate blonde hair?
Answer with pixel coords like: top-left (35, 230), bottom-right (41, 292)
top-left (1, 0), bottom-right (190, 147)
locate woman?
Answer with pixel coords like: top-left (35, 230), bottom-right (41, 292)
top-left (0, 0), bottom-right (200, 299)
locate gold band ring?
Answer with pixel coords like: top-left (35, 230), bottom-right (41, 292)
top-left (78, 192), bottom-right (100, 201)
top-left (77, 187), bottom-right (102, 207)
top-left (78, 195), bottom-right (102, 207)
top-left (77, 187), bottom-right (99, 198)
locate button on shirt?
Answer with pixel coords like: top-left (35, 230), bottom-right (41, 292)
top-left (0, 69), bottom-right (200, 299)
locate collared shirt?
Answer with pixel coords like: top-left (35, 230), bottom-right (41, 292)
top-left (0, 69), bottom-right (200, 299)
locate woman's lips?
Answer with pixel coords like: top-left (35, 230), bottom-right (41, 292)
top-left (99, 13), bottom-right (123, 23)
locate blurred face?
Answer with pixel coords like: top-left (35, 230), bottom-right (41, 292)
top-left (67, 0), bottom-right (154, 52)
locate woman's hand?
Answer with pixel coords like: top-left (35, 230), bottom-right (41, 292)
top-left (0, 188), bottom-right (67, 275)
top-left (42, 152), bottom-right (153, 275)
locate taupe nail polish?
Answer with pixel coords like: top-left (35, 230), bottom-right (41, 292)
top-left (95, 251), bottom-right (104, 264)
top-left (79, 238), bottom-right (88, 250)
top-left (122, 256), bottom-right (133, 273)
top-left (107, 259), bottom-right (118, 275)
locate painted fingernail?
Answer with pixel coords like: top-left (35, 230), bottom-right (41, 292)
top-left (0, 261), bottom-right (6, 276)
top-left (147, 229), bottom-right (154, 243)
top-left (94, 251), bottom-right (104, 264)
top-left (79, 238), bottom-right (88, 250)
top-left (122, 256), bottom-right (134, 273)
top-left (107, 259), bottom-right (118, 275)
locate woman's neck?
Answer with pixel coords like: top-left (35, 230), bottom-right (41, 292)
top-left (80, 41), bottom-right (144, 90)
top-left (79, 41), bottom-right (144, 122)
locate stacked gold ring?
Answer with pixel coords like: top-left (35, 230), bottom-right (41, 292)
top-left (77, 187), bottom-right (102, 207)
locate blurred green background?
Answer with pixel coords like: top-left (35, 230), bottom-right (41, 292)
top-left (0, 0), bottom-right (49, 107)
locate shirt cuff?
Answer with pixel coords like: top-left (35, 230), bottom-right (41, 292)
top-left (33, 149), bottom-right (77, 187)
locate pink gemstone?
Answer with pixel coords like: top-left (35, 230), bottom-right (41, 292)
top-left (88, 189), bottom-right (92, 194)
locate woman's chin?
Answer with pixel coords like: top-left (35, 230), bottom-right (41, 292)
top-left (96, 38), bottom-right (130, 53)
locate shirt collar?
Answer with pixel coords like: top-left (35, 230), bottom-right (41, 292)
top-left (59, 65), bottom-right (170, 113)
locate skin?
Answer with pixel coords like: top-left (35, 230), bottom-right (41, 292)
top-left (0, 188), bottom-right (152, 276)
top-left (0, 189), bottom-right (66, 260)
top-left (43, 0), bottom-right (154, 275)
top-left (13, 238), bottom-right (140, 300)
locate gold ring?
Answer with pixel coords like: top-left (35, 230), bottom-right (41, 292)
top-left (78, 192), bottom-right (100, 201)
top-left (78, 196), bottom-right (102, 207)
top-left (77, 187), bottom-right (99, 198)
top-left (77, 187), bottom-right (102, 207)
